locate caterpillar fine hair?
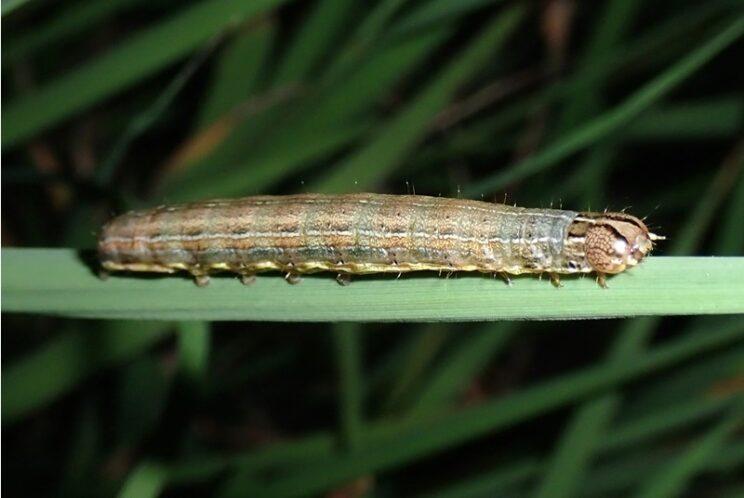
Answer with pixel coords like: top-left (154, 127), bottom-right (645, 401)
top-left (98, 193), bottom-right (663, 287)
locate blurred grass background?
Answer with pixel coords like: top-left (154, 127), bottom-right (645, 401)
top-left (2, 0), bottom-right (744, 497)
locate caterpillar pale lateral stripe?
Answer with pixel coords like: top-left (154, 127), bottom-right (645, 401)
top-left (98, 193), bottom-right (663, 287)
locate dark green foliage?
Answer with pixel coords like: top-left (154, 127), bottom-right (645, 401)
top-left (2, 1), bottom-right (743, 497)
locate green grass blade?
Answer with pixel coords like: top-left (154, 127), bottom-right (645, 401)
top-left (304, 27), bottom-right (451, 130)
top-left (555, 0), bottom-right (641, 132)
top-left (164, 0), bottom-right (454, 200)
top-left (465, 14), bottom-right (744, 196)
top-left (389, 0), bottom-right (504, 38)
top-left (416, 0), bottom-right (733, 178)
top-left (177, 321), bottom-right (210, 386)
top-left (272, 0), bottom-right (355, 85)
top-left (161, 26), bottom-right (449, 201)
top-left (2, 0), bottom-right (147, 65)
top-left (670, 146), bottom-right (743, 255)
top-left (3, 249), bottom-right (744, 321)
top-left (621, 344), bottom-right (744, 417)
top-left (547, 0), bottom-right (641, 211)
top-left (163, 327), bottom-right (743, 489)
top-left (532, 154), bottom-right (739, 497)
top-left (408, 323), bottom-right (515, 415)
top-left (533, 396), bottom-right (621, 498)
top-left (117, 462), bottom-right (168, 498)
top-left (633, 407), bottom-right (744, 498)
top-left (96, 39), bottom-right (218, 185)
top-left (60, 404), bottom-right (101, 497)
top-left (320, 0), bottom-right (410, 82)
top-left (470, 396), bottom-right (736, 498)
top-left (116, 356), bottom-right (171, 445)
top-left (365, 327), bottom-right (444, 404)
top-left (382, 324), bottom-right (451, 413)
top-left (417, 458), bottom-right (540, 498)
top-left (2, 0), bottom-right (288, 148)
top-left (170, 434), bottom-right (337, 483)
top-left (572, 141), bottom-right (618, 209)
top-left (2, 320), bottom-right (172, 423)
top-left (602, 396), bottom-right (736, 453)
top-left (228, 327), bottom-right (744, 497)
top-left (196, 21), bottom-right (275, 128)
top-left (332, 323), bottom-right (364, 450)
top-left (312, 4), bottom-right (525, 192)
top-left (627, 98), bottom-right (744, 141)
top-left (582, 440), bottom-right (744, 497)
top-left (162, 119), bottom-right (371, 202)
top-left (1, 0), bottom-right (31, 16)
top-left (608, 142), bottom-right (744, 356)
top-left (414, 383), bottom-right (742, 498)
top-left (713, 143), bottom-right (744, 255)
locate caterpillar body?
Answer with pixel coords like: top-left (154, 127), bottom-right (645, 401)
top-left (98, 193), bottom-right (662, 287)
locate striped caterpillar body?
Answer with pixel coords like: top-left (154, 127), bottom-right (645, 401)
top-left (98, 193), bottom-right (663, 287)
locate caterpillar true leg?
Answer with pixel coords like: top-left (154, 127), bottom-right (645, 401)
top-left (497, 272), bottom-right (513, 286)
top-left (596, 273), bottom-right (608, 289)
top-left (194, 274), bottom-right (210, 287)
top-left (240, 274), bottom-right (256, 286)
top-left (285, 272), bottom-right (302, 285)
top-left (549, 273), bottom-right (563, 288)
top-left (336, 273), bottom-right (352, 286)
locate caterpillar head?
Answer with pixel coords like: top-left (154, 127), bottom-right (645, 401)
top-left (580, 212), bottom-right (664, 274)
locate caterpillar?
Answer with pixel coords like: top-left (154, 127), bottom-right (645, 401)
top-left (98, 193), bottom-right (663, 287)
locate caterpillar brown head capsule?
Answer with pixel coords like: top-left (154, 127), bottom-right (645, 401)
top-left (98, 193), bottom-right (663, 287)
top-left (577, 212), bottom-right (663, 275)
